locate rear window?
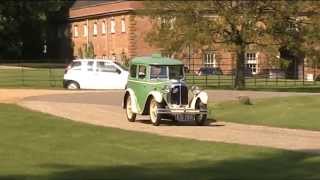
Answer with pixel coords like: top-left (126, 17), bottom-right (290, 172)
top-left (130, 65), bottom-right (137, 78)
top-left (70, 61), bottom-right (81, 70)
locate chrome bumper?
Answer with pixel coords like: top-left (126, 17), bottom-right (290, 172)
top-left (157, 107), bottom-right (207, 115)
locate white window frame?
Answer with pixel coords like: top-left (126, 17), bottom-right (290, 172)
top-left (101, 20), bottom-right (106, 34)
top-left (121, 17), bottom-right (126, 33)
top-left (110, 17), bottom-right (116, 33)
top-left (203, 52), bottom-right (217, 68)
top-left (74, 25), bottom-right (79, 37)
top-left (83, 24), bottom-right (88, 37)
top-left (245, 52), bottom-right (258, 74)
top-left (93, 22), bottom-right (98, 36)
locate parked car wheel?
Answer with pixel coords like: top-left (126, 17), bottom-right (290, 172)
top-left (126, 96), bottom-right (136, 122)
top-left (67, 81), bottom-right (80, 90)
top-left (195, 100), bottom-right (207, 126)
top-left (149, 99), bottom-right (162, 126)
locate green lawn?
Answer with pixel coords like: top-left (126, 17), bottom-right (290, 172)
top-left (185, 74), bottom-right (320, 89)
top-left (0, 68), bottom-right (64, 88)
top-left (1, 65), bottom-right (320, 91)
top-left (0, 103), bottom-right (320, 179)
top-left (209, 95), bottom-right (320, 131)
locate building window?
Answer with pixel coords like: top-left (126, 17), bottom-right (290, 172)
top-left (121, 17), bottom-right (126, 33)
top-left (110, 18), bottom-right (116, 33)
top-left (203, 52), bottom-right (217, 67)
top-left (245, 52), bottom-right (257, 74)
top-left (74, 25), bottom-right (79, 37)
top-left (102, 21), bottom-right (106, 34)
top-left (93, 22), bottom-right (98, 36)
top-left (83, 24), bottom-right (88, 37)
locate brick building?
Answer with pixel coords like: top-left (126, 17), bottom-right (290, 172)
top-left (68, 0), bottom-right (157, 63)
top-left (67, 0), bottom-right (318, 79)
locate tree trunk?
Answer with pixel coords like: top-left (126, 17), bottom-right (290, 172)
top-left (234, 45), bottom-right (246, 89)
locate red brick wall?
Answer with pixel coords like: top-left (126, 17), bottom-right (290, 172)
top-left (69, 1), bottom-right (159, 62)
top-left (131, 16), bottom-right (160, 57)
top-left (70, 14), bottom-right (135, 61)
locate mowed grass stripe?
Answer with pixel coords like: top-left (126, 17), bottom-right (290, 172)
top-left (209, 95), bottom-right (320, 131)
top-left (0, 103), bottom-right (319, 179)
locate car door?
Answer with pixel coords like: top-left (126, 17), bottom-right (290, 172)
top-left (135, 64), bottom-right (149, 107)
top-left (81, 61), bottom-right (99, 89)
top-left (96, 61), bottom-right (123, 89)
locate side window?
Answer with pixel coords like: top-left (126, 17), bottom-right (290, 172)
top-left (70, 61), bottom-right (81, 70)
top-left (97, 62), bottom-right (118, 73)
top-left (130, 65), bottom-right (137, 78)
top-left (87, 61), bottom-right (94, 71)
top-left (138, 65), bottom-right (146, 79)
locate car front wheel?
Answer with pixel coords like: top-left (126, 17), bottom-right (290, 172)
top-left (149, 99), bottom-right (161, 126)
top-left (195, 100), bottom-right (207, 126)
top-left (126, 96), bottom-right (136, 122)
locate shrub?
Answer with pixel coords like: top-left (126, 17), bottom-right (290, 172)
top-left (238, 96), bottom-right (252, 105)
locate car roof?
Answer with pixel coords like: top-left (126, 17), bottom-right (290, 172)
top-left (130, 54), bottom-right (183, 66)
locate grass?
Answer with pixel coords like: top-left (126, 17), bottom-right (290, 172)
top-left (185, 74), bottom-right (320, 92)
top-left (0, 103), bottom-right (320, 179)
top-left (1, 64), bottom-right (320, 92)
top-left (0, 68), bottom-right (64, 88)
top-left (209, 95), bottom-right (320, 131)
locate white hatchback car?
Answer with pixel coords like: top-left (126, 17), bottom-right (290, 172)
top-left (63, 59), bottom-right (129, 90)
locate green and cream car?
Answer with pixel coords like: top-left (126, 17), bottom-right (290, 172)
top-left (123, 54), bottom-right (208, 126)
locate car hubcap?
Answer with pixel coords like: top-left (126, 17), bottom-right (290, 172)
top-left (150, 101), bottom-right (157, 123)
top-left (68, 83), bottom-right (77, 89)
top-left (126, 98), bottom-right (133, 119)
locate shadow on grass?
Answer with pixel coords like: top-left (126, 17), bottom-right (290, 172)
top-left (1, 151), bottom-right (319, 180)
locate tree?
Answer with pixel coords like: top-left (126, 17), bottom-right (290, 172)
top-left (0, 1), bottom-right (72, 60)
top-left (78, 42), bottom-right (95, 59)
top-left (141, 1), bottom-right (320, 89)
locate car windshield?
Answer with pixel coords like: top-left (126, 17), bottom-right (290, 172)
top-left (150, 65), bottom-right (184, 80)
top-left (114, 62), bottom-right (128, 71)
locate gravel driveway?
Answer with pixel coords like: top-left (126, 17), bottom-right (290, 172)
top-left (15, 89), bottom-right (320, 154)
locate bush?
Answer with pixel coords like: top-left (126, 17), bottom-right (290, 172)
top-left (238, 96), bottom-right (252, 105)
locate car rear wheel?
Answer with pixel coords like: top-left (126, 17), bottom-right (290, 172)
top-left (67, 81), bottom-right (80, 90)
top-left (126, 96), bottom-right (136, 122)
top-left (195, 100), bottom-right (207, 126)
top-left (149, 99), bottom-right (161, 126)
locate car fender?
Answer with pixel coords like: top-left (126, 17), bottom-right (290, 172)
top-left (123, 88), bottom-right (139, 113)
top-left (148, 91), bottom-right (163, 103)
top-left (190, 91), bottom-right (208, 108)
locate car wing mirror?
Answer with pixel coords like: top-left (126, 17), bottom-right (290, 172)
top-left (116, 68), bottom-right (121, 74)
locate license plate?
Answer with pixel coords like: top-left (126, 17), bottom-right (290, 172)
top-left (175, 114), bottom-right (194, 121)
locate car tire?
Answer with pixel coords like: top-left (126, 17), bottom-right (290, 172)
top-left (149, 98), bottom-right (162, 126)
top-left (67, 81), bottom-right (80, 90)
top-left (195, 100), bottom-right (207, 126)
top-left (126, 96), bottom-right (136, 122)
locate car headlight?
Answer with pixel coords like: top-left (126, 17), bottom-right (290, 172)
top-left (191, 85), bottom-right (201, 95)
top-left (162, 85), bottom-right (170, 93)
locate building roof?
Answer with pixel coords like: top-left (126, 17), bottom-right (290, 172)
top-left (68, 0), bottom-right (143, 20)
top-left (70, 0), bottom-right (125, 10)
top-left (131, 54), bottom-right (183, 65)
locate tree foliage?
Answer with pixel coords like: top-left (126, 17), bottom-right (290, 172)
top-left (141, 1), bottom-right (320, 88)
top-left (0, 1), bottom-right (72, 60)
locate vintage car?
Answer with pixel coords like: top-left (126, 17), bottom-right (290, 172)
top-left (123, 54), bottom-right (208, 126)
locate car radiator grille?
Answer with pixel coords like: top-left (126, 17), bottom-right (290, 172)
top-left (169, 85), bottom-right (188, 105)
